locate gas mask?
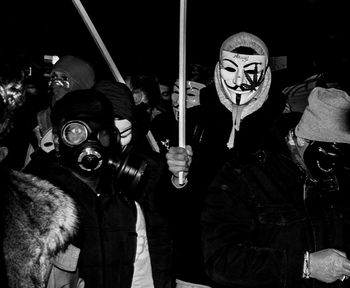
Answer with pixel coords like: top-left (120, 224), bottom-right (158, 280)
top-left (303, 141), bottom-right (350, 192)
top-left (58, 118), bottom-right (148, 196)
top-left (58, 119), bottom-right (116, 174)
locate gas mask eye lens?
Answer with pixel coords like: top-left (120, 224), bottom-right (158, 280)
top-left (62, 121), bottom-right (88, 146)
top-left (98, 130), bottom-right (111, 147)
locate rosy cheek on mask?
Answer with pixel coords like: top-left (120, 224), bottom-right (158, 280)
top-left (171, 92), bottom-right (179, 107)
top-left (120, 134), bottom-right (132, 147)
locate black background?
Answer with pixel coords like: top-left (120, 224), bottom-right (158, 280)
top-left (0, 0), bottom-right (347, 80)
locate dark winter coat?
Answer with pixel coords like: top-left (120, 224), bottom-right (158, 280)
top-left (201, 149), bottom-right (350, 288)
top-left (24, 148), bottom-right (173, 288)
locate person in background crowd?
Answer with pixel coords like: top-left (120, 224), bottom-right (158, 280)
top-left (0, 68), bottom-right (80, 288)
top-left (24, 88), bottom-right (170, 288)
top-left (125, 74), bottom-right (161, 124)
top-left (157, 61), bottom-right (217, 287)
top-left (0, 56), bottom-right (48, 170)
top-left (124, 73), bottom-right (164, 153)
top-left (94, 80), bottom-right (137, 153)
top-left (151, 63), bottom-right (212, 157)
top-left (155, 72), bottom-right (174, 116)
top-left (95, 79), bottom-right (162, 156)
top-left (201, 39), bottom-right (350, 287)
top-left (26, 55), bottom-right (96, 161)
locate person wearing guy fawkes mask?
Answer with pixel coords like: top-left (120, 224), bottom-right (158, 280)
top-left (167, 31), bottom-right (282, 184)
top-left (151, 64), bottom-right (209, 160)
top-left (201, 56), bottom-right (350, 287)
top-left (24, 89), bottom-right (158, 288)
top-left (213, 31), bottom-right (273, 150)
top-left (165, 33), bottom-right (283, 288)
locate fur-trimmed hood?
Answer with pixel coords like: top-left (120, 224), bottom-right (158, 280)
top-left (2, 169), bottom-right (78, 288)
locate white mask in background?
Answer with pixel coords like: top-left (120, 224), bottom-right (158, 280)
top-left (114, 118), bottom-right (133, 148)
top-left (219, 51), bottom-right (267, 105)
top-left (171, 80), bottom-right (206, 121)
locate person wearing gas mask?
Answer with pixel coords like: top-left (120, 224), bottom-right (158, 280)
top-left (0, 70), bottom-right (80, 288)
top-left (200, 35), bottom-right (350, 287)
top-left (24, 89), bottom-right (161, 288)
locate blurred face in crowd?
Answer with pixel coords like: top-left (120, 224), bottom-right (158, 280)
top-left (132, 89), bottom-right (147, 106)
top-left (171, 79), bottom-right (206, 121)
top-left (159, 83), bottom-right (171, 101)
top-left (125, 77), bottom-right (146, 106)
top-left (219, 51), bottom-right (267, 105)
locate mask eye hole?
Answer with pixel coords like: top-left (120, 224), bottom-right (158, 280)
top-left (224, 66), bottom-right (236, 72)
top-left (61, 121), bottom-right (88, 146)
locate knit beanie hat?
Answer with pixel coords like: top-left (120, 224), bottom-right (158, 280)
top-left (51, 89), bottom-right (114, 131)
top-left (295, 87), bottom-right (350, 143)
top-left (52, 55), bottom-right (95, 90)
top-left (94, 80), bottom-right (136, 125)
top-left (214, 31), bottom-right (271, 149)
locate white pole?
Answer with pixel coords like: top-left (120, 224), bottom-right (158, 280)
top-left (178, 0), bottom-right (187, 184)
top-left (71, 0), bottom-right (125, 84)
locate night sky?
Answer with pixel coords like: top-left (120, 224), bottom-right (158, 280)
top-left (1, 0), bottom-right (347, 81)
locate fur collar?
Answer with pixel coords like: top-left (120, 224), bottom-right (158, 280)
top-left (3, 169), bottom-right (78, 288)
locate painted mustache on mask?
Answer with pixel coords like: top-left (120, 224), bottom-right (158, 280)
top-left (225, 68), bottom-right (266, 92)
top-left (226, 82), bottom-right (257, 92)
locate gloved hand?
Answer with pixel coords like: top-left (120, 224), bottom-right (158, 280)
top-left (310, 249), bottom-right (350, 283)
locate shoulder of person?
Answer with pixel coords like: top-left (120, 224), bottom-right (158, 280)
top-left (26, 148), bottom-right (57, 166)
